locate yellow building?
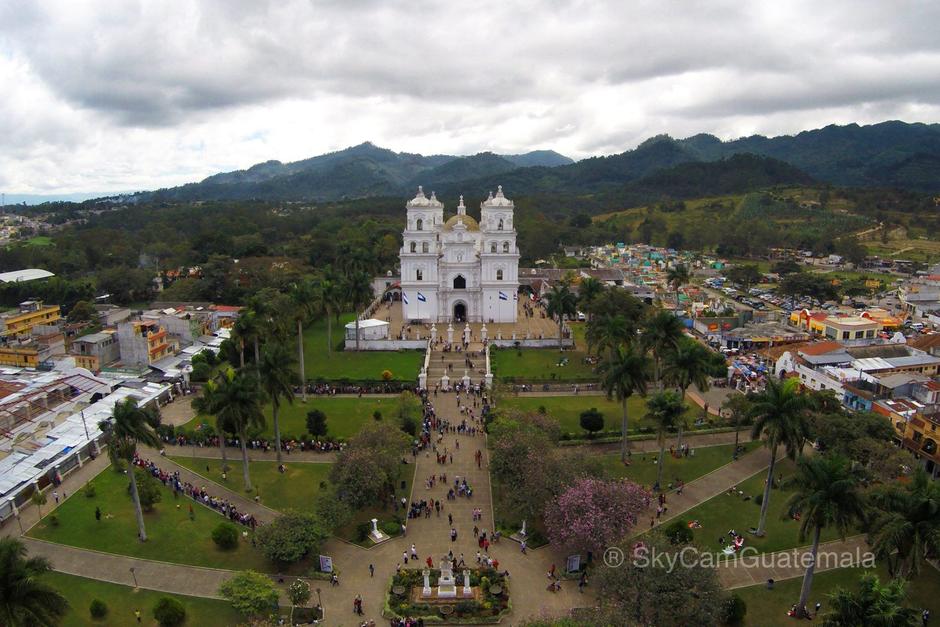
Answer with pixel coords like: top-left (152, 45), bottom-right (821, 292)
top-left (822, 316), bottom-right (881, 342)
top-left (0, 300), bottom-right (61, 337)
top-left (0, 345), bottom-right (40, 368)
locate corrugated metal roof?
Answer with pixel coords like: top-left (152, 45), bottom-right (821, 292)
top-left (0, 269), bottom-right (54, 283)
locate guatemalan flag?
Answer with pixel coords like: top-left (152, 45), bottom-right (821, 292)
top-left (402, 292), bottom-right (410, 305)
top-left (498, 291), bottom-right (508, 301)
top-left (417, 292), bottom-right (427, 302)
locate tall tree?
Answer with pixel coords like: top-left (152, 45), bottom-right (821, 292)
top-left (869, 468), bottom-right (940, 579)
top-left (641, 310), bottom-right (685, 387)
top-left (544, 283), bottom-right (578, 351)
top-left (232, 309), bottom-right (260, 366)
top-left (645, 391), bottom-right (686, 491)
top-left (346, 270), bottom-right (375, 351)
top-left (289, 279), bottom-right (316, 401)
top-left (577, 277), bottom-right (604, 320)
top-left (666, 263), bottom-right (691, 309)
top-left (586, 313), bottom-right (632, 357)
top-left (749, 377), bottom-right (812, 536)
top-left (663, 340), bottom-right (712, 447)
top-left (193, 378), bottom-right (231, 471)
top-left (0, 538), bottom-right (69, 627)
top-left (98, 399), bottom-right (161, 542)
top-left (316, 271), bottom-right (343, 354)
top-left (722, 393), bottom-right (753, 456)
top-left (257, 342), bottom-right (296, 464)
top-left (215, 368), bottom-right (266, 491)
top-left (786, 454), bottom-right (867, 619)
top-left (600, 344), bottom-right (651, 462)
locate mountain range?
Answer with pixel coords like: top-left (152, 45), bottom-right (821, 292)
top-left (143, 120), bottom-right (940, 203)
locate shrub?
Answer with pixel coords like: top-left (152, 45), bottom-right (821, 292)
top-left (400, 415), bottom-right (418, 436)
top-left (579, 408), bottom-right (605, 435)
top-left (212, 521), bottom-right (240, 550)
top-left (382, 521), bottom-right (401, 536)
top-left (83, 485), bottom-right (96, 498)
top-left (356, 521), bottom-right (373, 542)
top-left (382, 369), bottom-right (393, 381)
top-left (48, 515), bottom-right (59, 527)
top-left (129, 468), bottom-right (162, 512)
top-left (152, 597), bottom-right (186, 627)
top-left (372, 410), bottom-right (382, 421)
top-left (89, 599), bottom-right (108, 619)
top-left (754, 493), bottom-right (763, 506)
top-left (663, 520), bottom-right (693, 545)
top-left (254, 511), bottom-right (329, 563)
top-left (306, 409), bottom-right (328, 437)
top-left (190, 361), bottom-right (212, 383)
top-left (722, 594), bottom-right (747, 624)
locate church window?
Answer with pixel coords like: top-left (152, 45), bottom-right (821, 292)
top-left (496, 269), bottom-right (504, 281)
top-left (453, 275), bottom-right (466, 289)
top-left (490, 242), bottom-right (496, 253)
top-left (498, 218), bottom-right (504, 231)
top-left (422, 242), bottom-right (429, 253)
top-left (416, 218), bottom-right (423, 231)
top-left (410, 242), bottom-right (416, 253)
top-left (503, 241), bottom-right (510, 253)
top-left (416, 269), bottom-right (423, 281)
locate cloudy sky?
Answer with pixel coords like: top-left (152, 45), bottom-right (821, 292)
top-left (2, 0), bottom-right (939, 197)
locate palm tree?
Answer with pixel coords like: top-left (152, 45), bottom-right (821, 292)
top-left (785, 454), bottom-right (867, 618)
top-left (214, 368), bottom-right (266, 491)
top-left (869, 468), bottom-right (940, 579)
top-left (289, 279), bottom-right (316, 401)
top-left (586, 313), bottom-right (632, 357)
top-left (347, 270), bottom-right (376, 351)
top-left (98, 399), bottom-right (161, 542)
top-left (232, 309), bottom-right (261, 366)
top-left (577, 277), bottom-right (604, 320)
top-left (258, 342), bottom-right (296, 464)
top-left (0, 537), bottom-right (69, 626)
top-left (600, 344), bottom-right (651, 462)
top-left (666, 264), bottom-right (691, 309)
top-left (749, 377), bottom-right (813, 536)
top-left (544, 283), bottom-right (578, 351)
top-left (29, 491), bottom-right (46, 521)
top-left (645, 391), bottom-right (686, 490)
top-left (193, 377), bottom-right (231, 472)
top-left (722, 393), bottom-right (753, 457)
top-left (821, 572), bottom-right (918, 626)
top-left (316, 271), bottom-right (343, 354)
top-left (663, 340), bottom-right (712, 448)
top-left (641, 310), bottom-right (685, 387)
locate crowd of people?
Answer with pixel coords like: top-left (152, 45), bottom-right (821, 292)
top-left (161, 433), bottom-right (345, 454)
top-left (132, 455), bottom-right (259, 528)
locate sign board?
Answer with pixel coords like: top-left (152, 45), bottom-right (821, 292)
top-left (319, 555), bottom-right (333, 573)
top-left (566, 554), bottom-right (581, 573)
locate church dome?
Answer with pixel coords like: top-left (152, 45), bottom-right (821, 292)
top-left (443, 214), bottom-right (480, 231)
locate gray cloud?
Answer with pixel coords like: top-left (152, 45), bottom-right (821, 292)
top-left (1, 0), bottom-right (939, 193)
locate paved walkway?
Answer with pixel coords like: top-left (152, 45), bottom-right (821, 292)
top-left (717, 535), bottom-right (871, 589)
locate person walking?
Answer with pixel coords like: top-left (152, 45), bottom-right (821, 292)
top-left (369, 563), bottom-right (374, 578)
top-left (520, 539), bottom-right (527, 554)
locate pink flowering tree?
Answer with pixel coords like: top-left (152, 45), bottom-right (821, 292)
top-left (544, 478), bottom-right (650, 555)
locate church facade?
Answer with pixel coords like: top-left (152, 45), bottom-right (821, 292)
top-left (400, 186), bottom-right (520, 324)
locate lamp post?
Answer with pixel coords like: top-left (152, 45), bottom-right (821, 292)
top-left (129, 567), bottom-right (138, 588)
top-left (315, 587), bottom-right (322, 620)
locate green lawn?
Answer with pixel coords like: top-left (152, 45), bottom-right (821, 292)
top-left (500, 394), bottom-right (701, 436)
top-left (182, 395), bottom-right (401, 441)
top-left (302, 313), bottom-right (423, 381)
top-left (25, 235), bottom-right (54, 247)
top-left (601, 441), bottom-right (762, 490)
top-left (491, 347), bottom-right (597, 382)
top-left (666, 458), bottom-right (851, 555)
top-left (734, 563), bottom-right (940, 626)
top-left (28, 466), bottom-right (271, 572)
top-left (42, 571), bottom-right (243, 627)
top-left (170, 457), bottom-right (331, 513)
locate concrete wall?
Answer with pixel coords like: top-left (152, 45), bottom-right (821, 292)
top-left (342, 339), bottom-right (426, 351)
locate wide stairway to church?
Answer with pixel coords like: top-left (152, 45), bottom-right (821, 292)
top-left (426, 343), bottom-right (486, 391)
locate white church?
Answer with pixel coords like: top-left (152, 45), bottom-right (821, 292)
top-left (399, 185), bottom-right (520, 324)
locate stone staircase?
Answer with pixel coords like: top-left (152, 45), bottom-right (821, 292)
top-left (426, 343), bottom-right (486, 389)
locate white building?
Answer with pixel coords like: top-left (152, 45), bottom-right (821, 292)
top-left (399, 186), bottom-right (520, 324)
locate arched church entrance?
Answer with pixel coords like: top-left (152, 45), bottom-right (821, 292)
top-left (453, 302), bottom-right (467, 323)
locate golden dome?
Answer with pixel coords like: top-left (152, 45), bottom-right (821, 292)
top-left (443, 214), bottom-right (479, 231)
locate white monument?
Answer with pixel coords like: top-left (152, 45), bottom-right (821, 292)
top-left (462, 570), bottom-right (472, 596)
top-left (400, 187), bottom-right (520, 323)
top-left (422, 569), bottom-right (432, 597)
top-left (437, 563), bottom-right (458, 598)
top-left (369, 517), bottom-right (388, 543)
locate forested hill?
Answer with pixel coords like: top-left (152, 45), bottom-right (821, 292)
top-left (674, 120), bottom-right (940, 191)
top-left (140, 121), bottom-right (940, 203)
top-left (148, 143), bottom-right (572, 202)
